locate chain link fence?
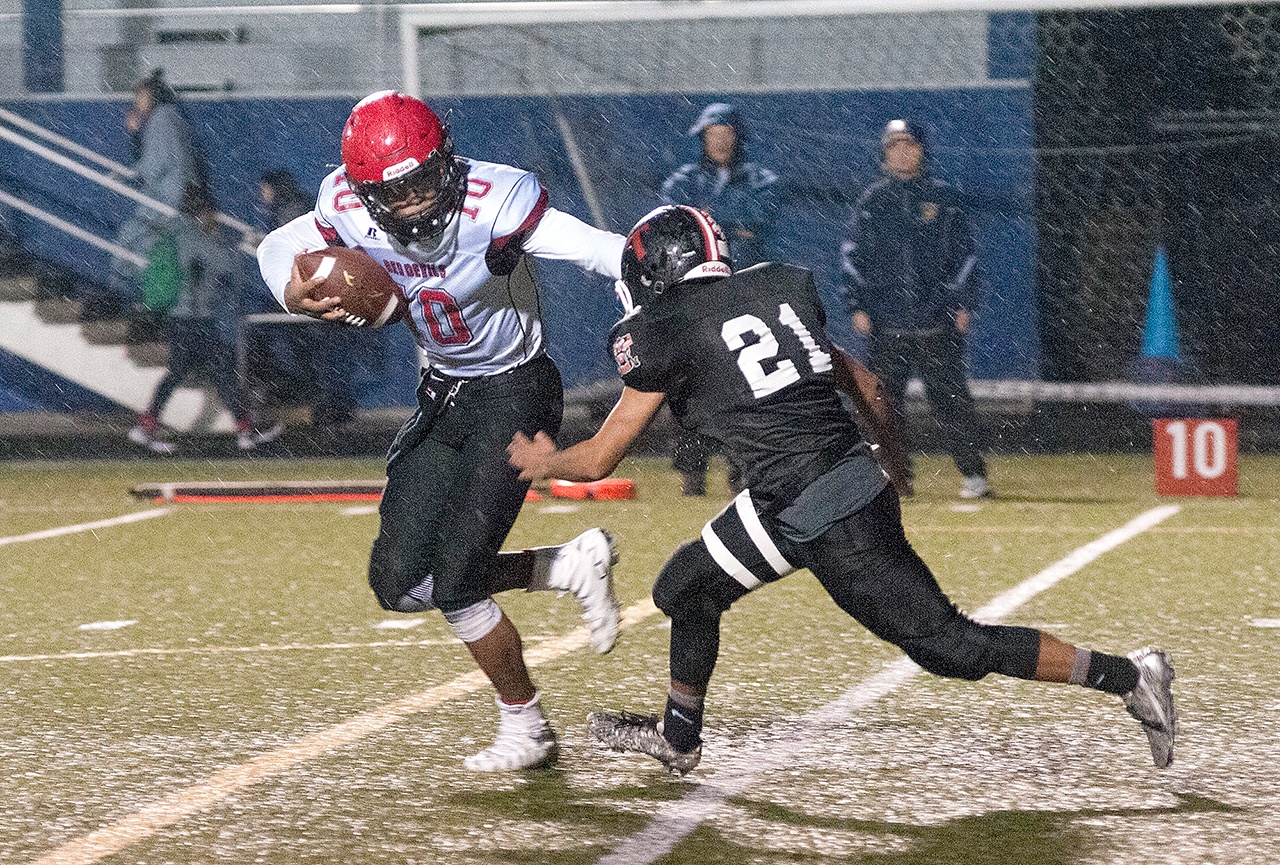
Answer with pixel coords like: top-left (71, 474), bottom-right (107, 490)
top-left (1036, 4), bottom-right (1280, 385)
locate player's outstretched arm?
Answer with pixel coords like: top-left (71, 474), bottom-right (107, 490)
top-left (508, 387), bottom-right (665, 482)
top-left (522, 208), bottom-right (627, 280)
top-left (831, 346), bottom-right (913, 497)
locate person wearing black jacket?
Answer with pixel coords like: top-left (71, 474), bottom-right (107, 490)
top-left (840, 119), bottom-right (990, 499)
top-left (256, 169), bottom-right (357, 431)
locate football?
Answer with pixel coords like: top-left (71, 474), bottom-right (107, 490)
top-left (295, 246), bottom-right (405, 328)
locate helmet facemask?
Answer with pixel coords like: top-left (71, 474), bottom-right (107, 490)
top-left (351, 142), bottom-right (467, 247)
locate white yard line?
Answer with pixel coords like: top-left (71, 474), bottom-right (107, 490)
top-left (0, 508), bottom-right (170, 547)
top-left (596, 504), bottom-right (1181, 865)
top-left (20, 503), bottom-right (1177, 865)
top-left (0, 638), bottom-right (457, 663)
top-left (24, 598), bottom-right (661, 865)
top-left (0, 633), bottom-right (574, 664)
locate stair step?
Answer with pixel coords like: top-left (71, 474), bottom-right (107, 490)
top-left (81, 318), bottom-right (132, 345)
top-left (0, 276), bottom-right (38, 302)
top-left (127, 315), bottom-right (168, 343)
top-left (127, 341), bottom-right (170, 367)
top-left (33, 297), bottom-right (84, 324)
top-left (0, 297), bottom-right (234, 434)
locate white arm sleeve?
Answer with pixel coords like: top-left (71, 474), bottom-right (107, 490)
top-left (256, 212), bottom-right (326, 311)
top-left (522, 208), bottom-right (626, 280)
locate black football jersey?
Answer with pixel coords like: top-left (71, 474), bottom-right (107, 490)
top-left (609, 263), bottom-right (872, 509)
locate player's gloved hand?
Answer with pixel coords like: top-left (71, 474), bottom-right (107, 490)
top-left (284, 253), bottom-right (349, 322)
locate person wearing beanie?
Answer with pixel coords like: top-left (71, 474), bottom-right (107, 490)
top-left (659, 102), bottom-right (779, 496)
top-left (128, 184), bottom-right (284, 454)
top-left (839, 119), bottom-right (991, 499)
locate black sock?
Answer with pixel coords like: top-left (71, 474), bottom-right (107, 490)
top-left (662, 690), bottom-right (704, 753)
top-left (1084, 652), bottom-right (1139, 695)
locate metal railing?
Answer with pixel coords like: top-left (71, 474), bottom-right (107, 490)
top-left (0, 186), bottom-right (146, 267)
top-left (0, 107), bottom-right (262, 258)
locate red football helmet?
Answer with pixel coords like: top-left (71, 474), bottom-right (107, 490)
top-left (341, 90), bottom-right (467, 245)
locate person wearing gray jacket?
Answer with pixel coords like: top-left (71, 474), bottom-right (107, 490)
top-left (128, 184), bottom-right (281, 454)
top-left (107, 69), bottom-right (199, 310)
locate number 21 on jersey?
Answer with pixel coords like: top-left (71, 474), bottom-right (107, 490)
top-left (721, 302), bottom-right (832, 399)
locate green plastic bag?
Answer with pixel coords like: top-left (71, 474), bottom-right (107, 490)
top-left (140, 233), bottom-right (185, 312)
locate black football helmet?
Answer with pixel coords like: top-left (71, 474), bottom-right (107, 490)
top-left (619, 205), bottom-right (733, 310)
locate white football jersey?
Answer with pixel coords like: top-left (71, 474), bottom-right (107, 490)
top-left (257, 157), bottom-right (625, 377)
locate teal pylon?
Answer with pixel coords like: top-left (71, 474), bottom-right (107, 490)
top-left (1141, 246), bottom-right (1182, 362)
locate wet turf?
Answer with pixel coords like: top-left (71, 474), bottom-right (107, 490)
top-left (2, 454), bottom-right (1278, 864)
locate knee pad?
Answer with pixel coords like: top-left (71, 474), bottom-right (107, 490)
top-left (902, 618), bottom-right (1039, 682)
top-left (443, 598), bottom-right (503, 643)
top-left (654, 540), bottom-right (749, 621)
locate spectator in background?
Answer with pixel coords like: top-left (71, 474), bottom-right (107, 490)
top-left (128, 184), bottom-right (283, 454)
top-left (260, 169), bottom-right (312, 226)
top-left (105, 69), bottom-right (198, 318)
top-left (659, 102), bottom-right (779, 496)
top-left (840, 119), bottom-right (991, 499)
top-left (257, 169), bottom-right (358, 431)
top-left (661, 102), bottom-right (779, 266)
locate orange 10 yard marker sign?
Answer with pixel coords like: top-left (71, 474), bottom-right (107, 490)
top-left (1153, 419), bottom-right (1237, 496)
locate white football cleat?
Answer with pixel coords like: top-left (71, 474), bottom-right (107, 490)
top-left (237, 420), bottom-right (285, 451)
top-left (465, 694), bottom-right (559, 772)
top-left (544, 528), bottom-right (621, 654)
top-left (1122, 647), bottom-right (1177, 768)
top-left (128, 424), bottom-right (175, 455)
top-left (959, 475), bottom-right (992, 499)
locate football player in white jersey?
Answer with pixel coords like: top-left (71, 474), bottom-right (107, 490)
top-left (257, 91), bottom-right (628, 772)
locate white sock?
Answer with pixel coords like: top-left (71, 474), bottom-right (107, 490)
top-left (496, 692), bottom-right (546, 732)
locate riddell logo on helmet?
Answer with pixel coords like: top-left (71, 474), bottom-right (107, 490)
top-left (382, 158), bottom-right (421, 181)
top-left (700, 262), bottom-right (731, 276)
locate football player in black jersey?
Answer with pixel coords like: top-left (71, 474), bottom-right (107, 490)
top-left (508, 205), bottom-right (1176, 775)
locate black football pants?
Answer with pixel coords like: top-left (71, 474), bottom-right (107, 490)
top-left (661, 486), bottom-right (1039, 691)
top-left (149, 316), bottom-right (245, 420)
top-left (368, 355), bottom-right (563, 614)
top-left (870, 327), bottom-right (987, 479)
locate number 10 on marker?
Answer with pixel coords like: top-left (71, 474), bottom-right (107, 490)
top-left (1153, 419), bottom-right (1238, 496)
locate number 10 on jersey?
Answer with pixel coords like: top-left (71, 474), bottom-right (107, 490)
top-left (1153, 418), bottom-right (1237, 496)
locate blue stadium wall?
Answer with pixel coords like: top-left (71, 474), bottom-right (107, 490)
top-left (0, 87), bottom-right (1036, 411)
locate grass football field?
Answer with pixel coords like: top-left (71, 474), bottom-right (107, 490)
top-left (1, 454), bottom-right (1278, 864)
